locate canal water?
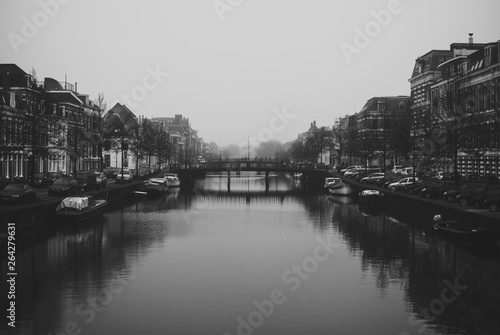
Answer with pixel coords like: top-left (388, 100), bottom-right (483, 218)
top-left (2, 173), bottom-right (500, 335)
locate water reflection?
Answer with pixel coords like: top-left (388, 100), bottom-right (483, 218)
top-left (1, 175), bottom-right (499, 335)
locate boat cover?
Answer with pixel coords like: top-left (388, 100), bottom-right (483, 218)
top-left (56, 197), bottom-right (90, 211)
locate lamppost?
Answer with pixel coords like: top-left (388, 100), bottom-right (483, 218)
top-left (378, 99), bottom-right (386, 171)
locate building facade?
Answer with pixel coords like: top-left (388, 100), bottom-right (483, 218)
top-left (345, 96), bottom-right (410, 168)
top-left (0, 64), bottom-right (103, 179)
top-left (428, 36), bottom-right (500, 177)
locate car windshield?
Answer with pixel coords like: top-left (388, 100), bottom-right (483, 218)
top-left (3, 184), bottom-right (24, 191)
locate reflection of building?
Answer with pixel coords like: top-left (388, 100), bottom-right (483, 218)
top-left (427, 35), bottom-right (500, 176)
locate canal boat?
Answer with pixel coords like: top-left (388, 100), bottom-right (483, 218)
top-left (55, 195), bottom-right (107, 222)
top-left (358, 189), bottom-right (384, 205)
top-left (325, 177), bottom-right (356, 196)
top-left (139, 178), bottom-right (169, 195)
top-left (432, 214), bottom-right (499, 244)
top-left (164, 173), bottom-right (181, 187)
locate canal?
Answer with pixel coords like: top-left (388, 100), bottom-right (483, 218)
top-left (2, 173), bottom-right (500, 334)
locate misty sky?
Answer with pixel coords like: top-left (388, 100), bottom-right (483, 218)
top-left (1, 0), bottom-right (499, 147)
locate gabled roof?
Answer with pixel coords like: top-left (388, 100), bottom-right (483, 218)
top-left (103, 103), bottom-right (139, 136)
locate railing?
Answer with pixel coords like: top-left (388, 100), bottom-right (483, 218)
top-left (175, 160), bottom-right (328, 171)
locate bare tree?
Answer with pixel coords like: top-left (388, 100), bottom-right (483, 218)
top-left (23, 69), bottom-right (65, 185)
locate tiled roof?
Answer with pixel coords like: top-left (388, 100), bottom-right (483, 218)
top-left (360, 96), bottom-right (410, 114)
top-left (409, 50), bottom-right (452, 79)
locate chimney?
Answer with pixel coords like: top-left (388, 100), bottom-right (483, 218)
top-left (469, 32), bottom-right (473, 45)
top-left (75, 82), bottom-right (78, 93)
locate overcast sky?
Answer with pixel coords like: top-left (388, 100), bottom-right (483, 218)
top-left (1, 0), bottom-right (499, 147)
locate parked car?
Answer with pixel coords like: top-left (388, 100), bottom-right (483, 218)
top-left (420, 181), bottom-right (457, 199)
top-left (48, 178), bottom-right (80, 196)
top-left (75, 170), bottom-right (97, 191)
top-left (377, 175), bottom-right (400, 189)
top-left (404, 179), bottom-right (432, 195)
top-left (95, 171), bottom-right (107, 189)
top-left (344, 168), bottom-right (362, 178)
top-left (0, 176), bottom-right (12, 189)
top-left (104, 167), bottom-right (119, 180)
top-left (0, 183), bottom-right (37, 204)
top-left (432, 171), bottom-right (452, 180)
top-left (47, 171), bottom-right (66, 186)
top-left (30, 173), bottom-right (50, 188)
top-left (443, 183), bottom-right (483, 202)
top-left (116, 169), bottom-right (133, 183)
top-left (388, 177), bottom-right (420, 191)
top-left (468, 188), bottom-right (500, 208)
top-left (340, 165), bottom-right (362, 174)
top-left (455, 184), bottom-right (500, 206)
top-left (360, 172), bottom-right (385, 184)
top-left (484, 195), bottom-right (500, 212)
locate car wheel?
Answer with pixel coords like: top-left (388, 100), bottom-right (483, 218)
top-left (473, 201), bottom-right (481, 209)
top-left (425, 193), bottom-right (431, 199)
top-left (390, 186), bottom-right (396, 191)
top-left (361, 180), bottom-right (367, 184)
top-left (489, 203), bottom-right (498, 212)
top-left (459, 198), bottom-right (468, 206)
top-left (409, 189), bottom-right (414, 194)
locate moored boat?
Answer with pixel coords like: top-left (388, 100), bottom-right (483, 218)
top-left (139, 178), bottom-right (169, 195)
top-left (164, 173), bottom-right (181, 187)
top-left (358, 189), bottom-right (384, 205)
top-left (432, 214), bottom-right (499, 244)
top-left (55, 195), bottom-right (107, 222)
top-left (325, 177), bottom-right (356, 195)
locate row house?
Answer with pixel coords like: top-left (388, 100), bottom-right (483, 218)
top-left (343, 96), bottom-right (410, 168)
top-left (102, 103), bottom-right (139, 170)
top-left (409, 49), bottom-right (453, 171)
top-left (0, 64), bottom-right (102, 179)
top-left (298, 121), bottom-right (334, 165)
top-left (428, 35), bottom-right (500, 177)
top-left (150, 114), bottom-right (208, 166)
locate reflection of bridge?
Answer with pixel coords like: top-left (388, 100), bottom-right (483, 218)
top-left (171, 159), bottom-right (329, 192)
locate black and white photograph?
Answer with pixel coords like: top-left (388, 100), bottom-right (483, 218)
top-left (1, 0), bottom-right (500, 334)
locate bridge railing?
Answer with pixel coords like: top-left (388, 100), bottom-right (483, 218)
top-left (177, 160), bottom-right (328, 171)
